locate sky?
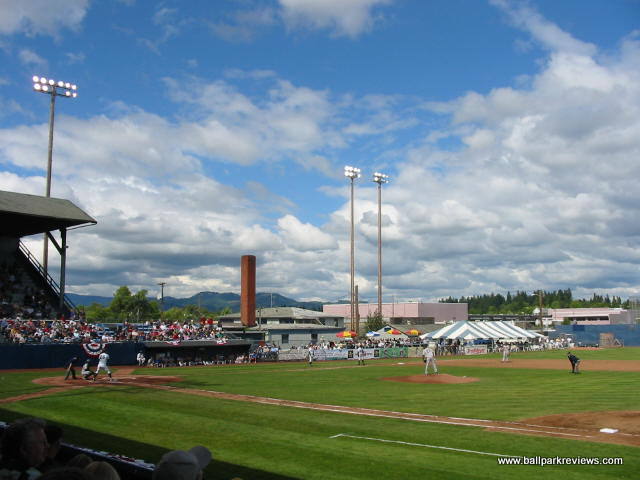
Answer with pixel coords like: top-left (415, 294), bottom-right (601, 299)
top-left (0, 0), bottom-right (639, 303)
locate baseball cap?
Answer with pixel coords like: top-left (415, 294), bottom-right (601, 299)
top-left (152, 446), bottom-right (212, 480)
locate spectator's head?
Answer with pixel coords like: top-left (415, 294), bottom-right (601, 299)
top-left (66, 453), bottom-right (93, 469)
top-left (0, 417), bottom-right (49, 469)
top-left (44, 425), bottom-right (64, 460)
top-left (38, 466), bottom-right (95, 480)
top-left (85, 460), bottom-right (121, 480)
top-left (152, 446), bottom-right (212, 480)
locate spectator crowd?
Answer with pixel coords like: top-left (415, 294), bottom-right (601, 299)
top-left (0, 317), bottom-right (229, 345)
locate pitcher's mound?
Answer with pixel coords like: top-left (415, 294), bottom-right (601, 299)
top-left (382, 374), bottom-right (479, 384)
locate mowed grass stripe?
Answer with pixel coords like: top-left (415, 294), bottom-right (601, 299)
top-left (3, 386), bottom-right (638, 480)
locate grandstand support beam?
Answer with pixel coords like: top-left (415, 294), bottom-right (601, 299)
top-left (59, 228), bottom-right (67, 311)
top-left (46, 229), bottom-right (68, 311)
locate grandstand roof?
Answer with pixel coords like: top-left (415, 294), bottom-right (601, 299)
top-left (0, 190), bottom-right (96, 237)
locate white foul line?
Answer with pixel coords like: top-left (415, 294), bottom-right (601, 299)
top-left (330, 433), bottom-right (519, 458)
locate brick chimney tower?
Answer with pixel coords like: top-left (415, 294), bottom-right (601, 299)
top-left (240, 255), bottom-right (256, 327)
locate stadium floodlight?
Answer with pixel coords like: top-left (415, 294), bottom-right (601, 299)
top-left (32, 75), bottom-right (78, 274)
top-left (373, 172), bottom-right (390, 319)
top-left (344, 165), bottom-right (361, 333)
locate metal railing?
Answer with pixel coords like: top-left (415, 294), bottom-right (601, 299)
top-left (17, 240), bottom-right (76, 311)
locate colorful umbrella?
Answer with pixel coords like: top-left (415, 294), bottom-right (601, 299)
top-left (336, 330), bottom-right (357, 338)
top-left (388, 329), bottom-right (403, 335)
top-left (406, 329), bottom-right (421, 336)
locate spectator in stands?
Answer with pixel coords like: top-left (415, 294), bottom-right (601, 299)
top-left (85, 461), bottom-right (121, 480)
top-left (66, 454), bottom-right (93, 469)
top-left (152, 446), bottom-right (212, 480)
top-left (38, 466), bottom-right (95, 480)
top-left (0, 417), bottom-right (49, 479)
top-left (40, 425), bottom-right (65, 473)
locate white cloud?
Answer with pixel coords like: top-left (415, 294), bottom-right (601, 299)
top-left (2, 4), bottom-right (640, 303)
top-left (18, 48), bottom-right (47, 69)
top-left (278, 0), bottom-right (392, 38)
top-left (0, 0), bottom-right (88, 37)
top-left (490, 0), bottom-right (597, 56)
top-left (277, 215), bottom-right (337, 251)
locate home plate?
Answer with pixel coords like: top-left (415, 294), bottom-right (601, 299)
top-left (599, 428), bottom-right (619, 434)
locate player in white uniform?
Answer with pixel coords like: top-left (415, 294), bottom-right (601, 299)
top-left (501, 344), bottom-right (510, 363)
top-left (95, 352), bottom-right (114, 381)
top-left (307, 346), bottom-right (314, 366)
top-left (356, 345), bottom-right (365, 366)
top-left (422, 345), bottom-right (438, 375)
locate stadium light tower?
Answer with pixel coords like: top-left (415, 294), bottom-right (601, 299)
top-left (373, 172), bottom-right (389, 319)
top-left (32, 75), bottom-right (78, 274)
top-left (344, 165), bottom-right (361, 332)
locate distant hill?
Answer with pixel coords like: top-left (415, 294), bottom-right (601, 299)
top-left (68, 291), bottom-right (325, 313)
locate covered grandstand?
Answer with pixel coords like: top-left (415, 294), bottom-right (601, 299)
top-left (0, 190), bottom-right (96, 313)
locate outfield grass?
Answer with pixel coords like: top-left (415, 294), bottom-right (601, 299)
top-left (1, 349), bottom-right (639, 479)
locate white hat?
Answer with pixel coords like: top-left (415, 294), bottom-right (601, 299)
top-left (152, 446), bottom-right (212, 480)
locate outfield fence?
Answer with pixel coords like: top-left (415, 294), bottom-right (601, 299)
top-left (278, 347), bottom-right (409, 362)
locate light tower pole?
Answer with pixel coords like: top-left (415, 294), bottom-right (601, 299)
top-left (344, 166), bottom-right (360, 332)
top-left (373, 172), bottom-right (389, 318)
top-left (158, 282), bottom-right (166, 319)
top-left (32, 76), bottom-right (78, 274)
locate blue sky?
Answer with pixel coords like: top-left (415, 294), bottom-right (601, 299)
top-left (1, 0), bottom-right (639, 303)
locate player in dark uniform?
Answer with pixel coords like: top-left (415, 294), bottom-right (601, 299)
top-left (567, 352), bottom-right (581, 374)
top-left (64, 356), bottom-right (78, 380)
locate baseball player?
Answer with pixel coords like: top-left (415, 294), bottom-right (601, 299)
top-left (422, 344), bottom-right (438, 375)
top-left (567, 351), bottom-right (581, 374)
top-left (81, 360), bottom-right (97, 381)
top-left (94, 351), bottom-right (114, 382)
top-left (307, 346), bottom-right (314, 366)
top-left (356, 345), bottom-right (365, 366)
top-left (501, 344), bottom-right (510, 363)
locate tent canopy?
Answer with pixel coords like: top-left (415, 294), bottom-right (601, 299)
top-left (421, 321), bottom-right (542, 341)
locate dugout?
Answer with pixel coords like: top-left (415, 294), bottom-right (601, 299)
top-left (141, 339), bottom-right (252, 365)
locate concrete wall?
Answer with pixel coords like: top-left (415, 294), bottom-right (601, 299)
top-left (550, 324), bottom-right (640, 346)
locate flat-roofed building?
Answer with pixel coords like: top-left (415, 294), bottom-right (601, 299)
top-left (323, 302), bottom-right (468, 327)
top-left (547, 308), bottom-right (633, 325)
top-left (218, 307), bottom-right (346, 348)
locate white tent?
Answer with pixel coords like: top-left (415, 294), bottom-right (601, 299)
top-left (420, 321), bottom-right (542, 341)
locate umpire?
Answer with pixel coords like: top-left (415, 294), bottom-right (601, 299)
top-left (567, 351), bottom-right (581, 374)
top-left (64, 355), bottom-right (79, 380)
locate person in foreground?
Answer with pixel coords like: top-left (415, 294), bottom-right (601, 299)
top-left (152, 446), bottom-right (212, 480)
top-left (0, 418), bottom-right (49, 479)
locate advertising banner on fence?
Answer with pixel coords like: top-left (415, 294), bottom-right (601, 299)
top-left (277, 347), bottom-right (409, 362)
top-left (464, 345), bottom-right (488, 355)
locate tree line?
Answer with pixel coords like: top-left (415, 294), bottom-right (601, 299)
top-left (82, 286), bottom-right (229, 323)
top-left (439, 289), bottom-right (629, 314)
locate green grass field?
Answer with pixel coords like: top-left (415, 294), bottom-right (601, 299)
top-left (1, 348), bottom-right (639, 479)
